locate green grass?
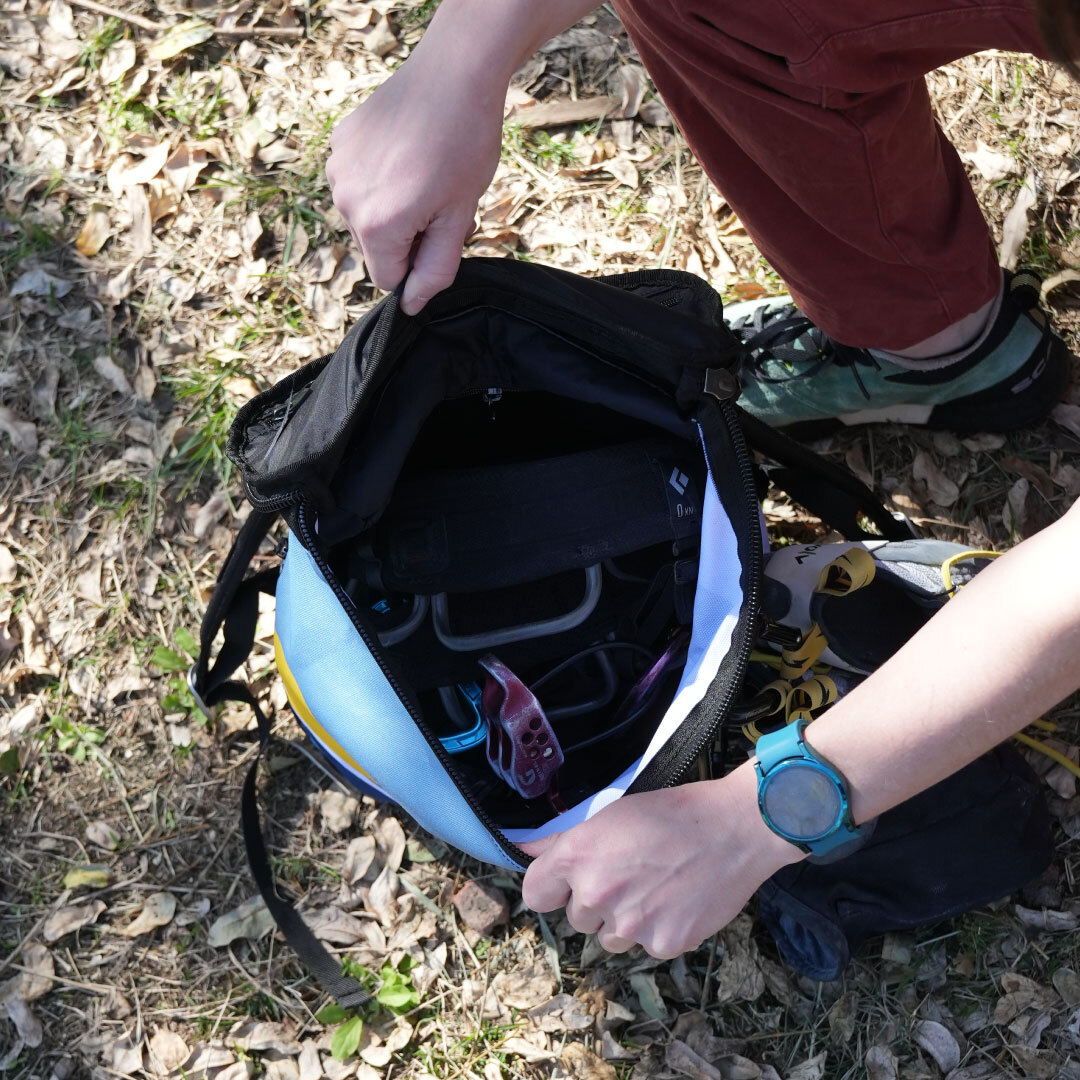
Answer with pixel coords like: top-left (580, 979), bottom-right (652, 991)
top-left (162, 350), bottom-right (247, 495)
top-left (161, 73), bottom-right (226, 140)
top-left (502, 123), bottom-right (581, 168)
top-left (400, 0), bottom-right (442, 27)
top-left (0, 211), bottom-right (58, 277)
top-left (79, 17), bottom-right (125, 69)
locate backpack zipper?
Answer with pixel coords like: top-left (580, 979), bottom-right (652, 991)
top-left (661, 397), bottom-right (763, 787)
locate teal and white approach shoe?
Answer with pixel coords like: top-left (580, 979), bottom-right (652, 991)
top-left (726, 270), bottom-right (1072, 434)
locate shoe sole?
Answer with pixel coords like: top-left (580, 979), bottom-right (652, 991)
top-left (779, 332), bottom-right (1074, 440)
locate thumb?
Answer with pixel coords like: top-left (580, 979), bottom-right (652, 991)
top-left (400, 209), bottom-right (472, 316)
top-left (517, 832), bottom-right (562, 859)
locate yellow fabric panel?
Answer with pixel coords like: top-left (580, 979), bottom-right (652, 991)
top-left (273, 634), bottom-right (375, 783)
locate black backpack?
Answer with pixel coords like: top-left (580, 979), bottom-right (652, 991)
top-left (191, 258), bottom-right (1051, 1001)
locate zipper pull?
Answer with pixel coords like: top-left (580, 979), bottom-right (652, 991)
top-left (483, 386), bottom-right (502, 420)
top-left (703, 367), bottom-right (740, 402)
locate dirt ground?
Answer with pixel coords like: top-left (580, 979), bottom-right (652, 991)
top-left (2, 2), bottom-right (1080, 1079)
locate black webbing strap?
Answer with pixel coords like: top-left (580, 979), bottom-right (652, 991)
top-left (736, 409), bottom-right (915, 542)
top-left (240, 689), bottom-right (373, 1008)
top-left (191, 509), bottom-right (278, 710)
top-left (192, 510), bottom-right (372, 1008)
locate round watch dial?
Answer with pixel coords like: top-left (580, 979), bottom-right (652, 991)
top-left (761, 761), bottom-right (844, 841)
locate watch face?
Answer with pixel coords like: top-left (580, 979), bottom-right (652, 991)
top-left (761, 761), bottom-right (844, 841)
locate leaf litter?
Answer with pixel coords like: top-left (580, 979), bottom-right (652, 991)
top-left (1, 5), bottom-right (1079, 1077)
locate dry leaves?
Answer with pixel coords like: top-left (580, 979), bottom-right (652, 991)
top-left (43, 899), bottom-right (106, 941)
top-left (148, 1029), bottom-right (190, 1073)
top-left (1000, 172), bottom-right (1038, 269)
top-left (114, 891), bottom-right (177, 937)
top-left (562, 1042), bottom-right (617, 1080)
top-left (320, 788), bottom-right (361, 833)
top-left (912, 450), bottom-right (959, 507)
top-left (208, 895), bottom-right (276, 947)
top-left (912, 1020), bottom-right (960, 1073)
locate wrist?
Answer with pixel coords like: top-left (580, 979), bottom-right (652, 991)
top-left (698, 762), bottom-right (808, 873)
top-left (416, 0), bottom-right (547, 84)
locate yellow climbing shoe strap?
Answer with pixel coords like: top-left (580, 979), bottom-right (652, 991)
top-left (817, 546), bottom-right (876, 596)
top-left (780, 623), bottom-right (827, 681)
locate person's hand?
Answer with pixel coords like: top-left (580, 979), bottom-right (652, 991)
top-left (519, 764), bottom-right (804, 959)
top-left (327, 53), bottom-right (504, 315)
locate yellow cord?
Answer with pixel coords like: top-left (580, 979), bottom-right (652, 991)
top-left (941, 549), bottom-right (1001, 593)
top-left (1014, 731), bottom-right (1080, 781)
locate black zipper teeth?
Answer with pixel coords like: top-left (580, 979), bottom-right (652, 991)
top-left (296, 503), bottom-right (528, 866)
top-left (663, 397), bottom-right (763, 786)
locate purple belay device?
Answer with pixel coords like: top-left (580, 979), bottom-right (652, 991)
top-left (479, 654), bottom-right (564, 803)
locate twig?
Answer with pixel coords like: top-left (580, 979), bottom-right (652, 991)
top-left (507, 95), bottom-right (621, 130)
top-left (65, 0), bottom-right (305, 38)
top-left (698, 932), bottom-right (719, 1011)
top-left (0, 905), bottom-right (52, 979)
top-left (213, 26), bottom-right (304, 38)
top-left (67, 0), bottom-right (161, 32)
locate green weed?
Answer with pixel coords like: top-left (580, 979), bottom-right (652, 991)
top-left (79, 18), bottom-right (124, 69)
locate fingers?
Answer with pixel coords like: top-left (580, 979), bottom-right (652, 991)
top-left (565, 895), bottom-right (604, 936)
top-left (357, 217), bottom-right (417, 297)
top-left (400, 209), bottom-right (473, 315)
top-left (596, 927), bottom-right (636, 954)
top-left (521, 855), bottom-right (572, 913)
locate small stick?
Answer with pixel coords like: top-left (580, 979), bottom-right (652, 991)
top-left (214, 25), bottom-right (304, 37)
top-left (699, 932), bottom-right (719, 1011)
top-left (65, 0), bottom-right (305, 39)
top-left (67, 0), bottom-right (161, 32)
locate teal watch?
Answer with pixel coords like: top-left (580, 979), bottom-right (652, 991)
top-left (754, 719), bottom-right (864, 858)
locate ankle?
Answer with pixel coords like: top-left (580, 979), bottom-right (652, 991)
top-left (870, 281), bottom-right (1003, 370)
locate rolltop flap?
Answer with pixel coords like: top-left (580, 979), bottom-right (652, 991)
top-left (226, 258), bottom-right (739, 513)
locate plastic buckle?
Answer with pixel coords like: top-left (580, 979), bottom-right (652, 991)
top-left (187, 666), bottom-right (213, 720)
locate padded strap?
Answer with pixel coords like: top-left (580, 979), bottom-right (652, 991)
top-left (371, 437), bottom-right (703, 593)
top-left (736, 409), bottom-right (915, 542)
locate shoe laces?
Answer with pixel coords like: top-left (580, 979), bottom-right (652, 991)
top-left (730, 303), bottom-right (881, 400)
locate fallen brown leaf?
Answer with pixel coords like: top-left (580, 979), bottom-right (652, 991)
top-left (147, 1029), bottom-right (189, 1074)
top-left (912, 1020), bottom-right (960, 1073)
top-left (562, 1041), bottom-right (617, 1080)
top-left (76, 206), bottom-right (111, 256)
top-left (115, 891), bottom-right (176, 937)
top-left (0, 407), bottom-right (38, 454)
top-left (912, 450), bottom-right (959, 507)
top-left (208, 895), bottom-right (276, 947)
top-left (1000, 172), bottom-right (1037, 270)
top-left (43, 899), bottom-right (106, 942)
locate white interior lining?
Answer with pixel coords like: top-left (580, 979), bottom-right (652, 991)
top-left (502, 427), bottom-right (744, 843)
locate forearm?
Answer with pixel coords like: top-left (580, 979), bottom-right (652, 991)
top-left (807, 500), bottom-right (1080, 824)
top-left (413, 0), bottom-right (603, 83)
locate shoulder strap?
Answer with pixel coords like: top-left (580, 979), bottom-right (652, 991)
top-left (191, 512), bottom-right (372, 1009)
top-left (736, 409), bottom-right (916, 542)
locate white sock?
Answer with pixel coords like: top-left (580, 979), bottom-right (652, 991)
top-left (869, 279), bottom-right (1003, 370)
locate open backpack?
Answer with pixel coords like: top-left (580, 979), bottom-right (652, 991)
top-left (192, 258), bottom-right (1052, 1002)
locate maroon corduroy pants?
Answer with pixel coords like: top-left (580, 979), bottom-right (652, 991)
top-left (613, 0), bottom-right (1048, 348)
